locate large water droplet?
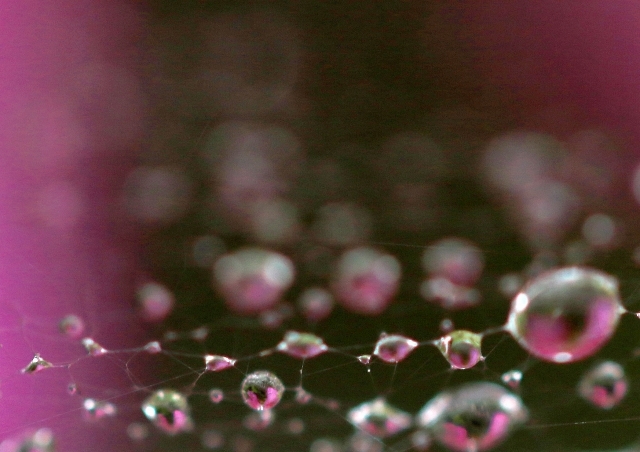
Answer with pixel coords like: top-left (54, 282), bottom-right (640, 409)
top-left (332, 247), bottom-right (401, 315)
top-left (417, 382), bottom-right (528, 452)
top-left (372, 333), bottom-right (418, 363)
top-left (506, 266), bottom-right (622, 363)
top-left (213, 248), bottom-right (295, 315)
top-left (142, 389), bottom-right (193, 435)
top-left (347, 397), bottom-right (412, 438)
top-left (241, 370), bottom-right (285, 411)
top-left (276, 331), bottom-right (328, 359)
top-left (437, 330), bottom-right (483, 369)
top-left (578, 361), bottom-right (627, 409)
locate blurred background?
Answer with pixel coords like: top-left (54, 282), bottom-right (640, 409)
top-left (2, 1), bottom-right (640, 451)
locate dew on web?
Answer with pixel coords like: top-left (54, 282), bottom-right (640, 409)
top-left (21, 353), bottom-right (53, 374)
top-left (83, 398), bottom-right (117, 421)
top-left (372, 333), bottom-right (418, 364)
top-left (416, 382), bottom-right (528, 452)
top-left (241, 370), bottom-right (285, 411)
top-left (347, 397), bottom-right (413, 438)
top-left (141, 389), bottom-right (193, 435)
top-left (506, 266), bottom-right (624, 363)
top-left (437, 330), bottom-right (484, 370)
top-left (577, 360), bottom-right (628, 410)
top-left (81, 337), bottom-right (108, 356)
top-left (204, 354), bottom-right (236, 372)
top-left (143, 340), bottom-right (162, 354)
top-left (276, 331), bottom-right (329, 359)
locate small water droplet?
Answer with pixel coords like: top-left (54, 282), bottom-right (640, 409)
top-left (438, 330), bottom-right (483, 369)
top-left (204, 355), bottom-right (236, 372)
top-left (276, 331), bottom-right (328, 359)
top-left (578, 361), bottom-right (627, 409)
top-left (347, 397), bottom-right (412, 438)
top-left (21, 354), bottom-right (53, 374)
top-left (241, 370), bottom-right (285, 411)
top-left (298, 287), bottom-right (334, 322)
top-left (137, 281), bottom-right (175, 323)
top-left (58, 314), bottom-right (85, 339)
top-left (373, 333), bottom-right (418, 363)
top-left (142, 389), bottom-right (193, 435)
top-left (501, 370), bottom-right (523, 390)
top-left (83, 398), bottom-right (117, 421)
top-left (357, 355), bottom-right (372, 365)
top-left (67, 383), bottom-right (78, 395)
top-left (81, 337), bottom-right (108, 356)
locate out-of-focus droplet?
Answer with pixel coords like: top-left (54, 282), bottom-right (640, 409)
top-left (204, 355), bottom-right (236, 372)
top-left (243, 410), bottom-right (274, 431)
top-left (357, 355), bottom-right (372, 365)
top-left (372, 333), bottom-right (418, 364)
top-left (497, 273), bottom-right (523, 298)
top-left (422, 238), bottom-right (484, 286)
top-left (127, 422), bottom-right (149, 441)
top-left (142, 389), bottom-right (193, 435)
top-left (346, 432), bottom-right (384, 452)
top-left (0, 428), bottom-right (55, 452)
top-left (190, 235), bottom-right (225, 269)
top-left (295, 388), bottom-right (312, 404)
top-left (201, 429), bottom-right (224, 450)
top-left (249, 197), bottom-right (300, 244)
top-left (83, 398), bottom-right (117, 421)
top-left (420, 277), bottom-right (481, 310)
top-left (582, 213), bottom-right (616, 249)
top-left (506, 267), bottom-right (623, 363)
top-left (81, 337), bottom-right (108, 356)
top-left (241, 370), bottom-right (285, 411)
top-left (67, 383), bottom-right (78, 395)
top-left (137, 281), bottom-right (175, 323)
top-left (309, 438), bottom-right (341, 452)
top-left (21, 354), bottom-right (53, 374)
top-left (578, 361), bottom-right (627, 409)
top-left (209, 389), bottom-right (224, 404)
top-left (347, 398), bottom-right (412, 438)
top-left (437, 330), bottom-right (483, 370)
top-left (276, 331), bottom-right (328, 359)
top-left (412, 430), bottom-right (433, 451)
top-left (144, 341), bottom-right (162, 354)
top-left (58, 314), bottom-right (85, 339)
top-left (332, 247), bottom-right (401, 315)
top-left (417, 382), bottom-right (528, 452)
top-left (297, 287), bottom-right (334, 322)
top-left (501, 370), bottom-right (523, 390)
top-left (213, 248), bottom-right (295, 315)
top-left (286, 418), bottom-right (305, 435)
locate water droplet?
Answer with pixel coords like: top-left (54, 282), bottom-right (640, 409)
top-left (214, 248), bottom-right (295, 315)
top-left (438, 330), bottom-right (483, 370)
top-left (137, 281), bottom-right (175, 323)
top-left (58, 314), bottom-right (85, 339)
top-left (373, 333), bottom-right (418, 363)
top-left (332, 247), bottom-right (401, 315)
top-left (21, 353), bottom-right (53, 374)
top-left (209, 389), bottom-right (224, 404)
top-left (241, 370), bottom-right (285, 411)
top-left (298, 287), bottom-right (334, 322)
top-left (422, 238), bottom-right (484, 286)
top-left (347, 397), bottom-right (412, 438)
top-left (142, 389), bottom-right (193, 435)
top-left (201, 429), bottom-right (224, 449)
top-left (286, 418), bottom-right (305, 435)
top-left (506, 266), bottom-right (622, 363)
top-left (421, 277), bottom-right (481, 310)
top-left (143, 341), bottom-right (162, 354)
top-left (276, 331), bottom-right (328, 359)
top-left (190, 326), bottom-right (209, 341)
top-left (578, 361), bottom-right (627, 409)
top-left (411, 430), bottom-right (433, 451)
top-left (357, 354), bottom-right (372, 365)
top-left (81, 337), bottom-right (108, 356)
top-left (83, 398), bottom-right (117, 420)
top-left (204, 354), bottom-right (236, 372)
top-left (346, 431), bottom-right (384, 452)
top-left (67, 383), bottom-right (78, 395)
top-left (243, 410), bottom-right (274, 431)
top-left (127, 422), bottom-right (149, 441)
top-left (417, 382), bottom-right (528, 452)
top-left (0, 428), bottom-right (55, 451)
top-left (295, 387), bottom-right (312, 404)
top-left (501, 370), bottom-right (523, 390)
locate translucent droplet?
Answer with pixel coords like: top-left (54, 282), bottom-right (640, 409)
top-left (0, 428), bottom-right (55, 452)
top-left (332, 247), bottom-right (401, 315)
top-left (276, 331), bottom-right (328, 359)
top-left (241, 370), bottom-right (285, 411)
top-left (295, 387), bottom-right (312, 404)
top-left (243, 410), bottom-right (274, 431)
top-left (412, 430), bottom-right (433, 451)
top-left (67, 382), bottom-right (78, 395)
top-left (298, 287), bottom-right (334, 322)
top-left (438, 330), bottom-right (483, 370)
top-left (500, 370), bottom-right (523, 390)
top-left (213, 248), bottom-right (295, 315)
top-left (286, 418), bottom-right (305, 435)
top-left (83, 398), bottom-right (117, 420)
top-left (417, 382), bottom-right (528, 452)
top-left (373, 333), bottom-right (418, 363)
top-left (190, 326), bottom-right (209, 341)
top-left (81, 337), bottom-right (108, 356)
top-left (21, 353), bottom-right (53, 374)
top-left (420, 277), bottom-right (481, 310)
top-left (201, 429), bottom-right (224, 450)
top-left (143, 341), bottom-right (162, 354)
top-left (137, 281), bottom-right (175, 323)
top-left (506, 266), bottom-right (622, 363)
top-left (127, 422), bottom-right (149, 441)
top-left (422, 238), bottom-right (484, 286)
top-left (142, 389), bottom-right (193, 435)
top-left (58, 314), bottom-right (85, 339)
top-left (347, 398), bottom-right (412, 438)
top-left (204, 354), bottom-right (236, 372)
top-left (209, 389), bottom-right (224, 404)
top-left (578, 361), bottom-right (628, 409)
top-left (357, 354), bottom-right (372, 365)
